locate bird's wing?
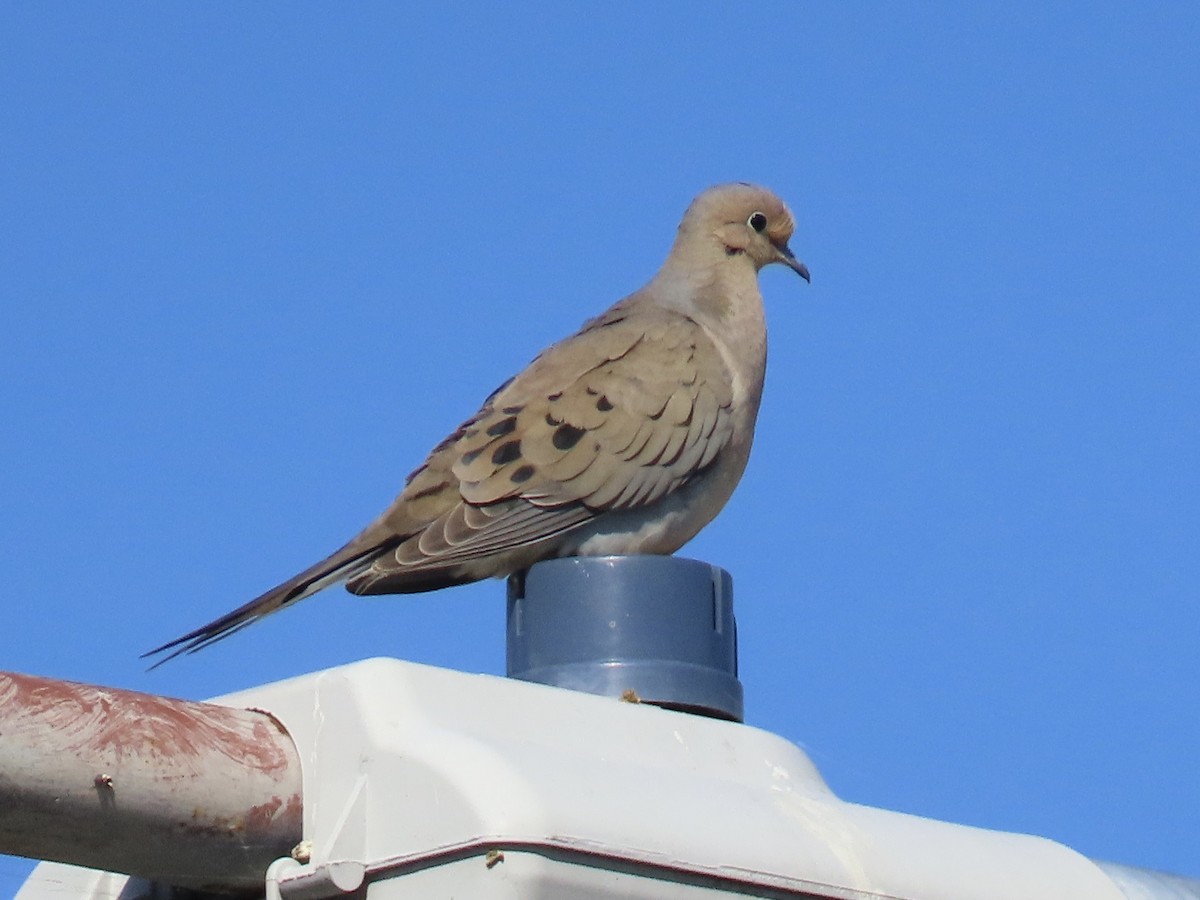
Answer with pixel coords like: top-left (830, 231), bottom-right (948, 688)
top-left (348, 306), bottom-right (737, 589)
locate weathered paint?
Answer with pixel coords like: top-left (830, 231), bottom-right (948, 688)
top-left (0, 671), bottom-right (303, 893)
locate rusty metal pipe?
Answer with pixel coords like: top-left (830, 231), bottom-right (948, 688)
top-left (0, 671), bottom-right (302, 894)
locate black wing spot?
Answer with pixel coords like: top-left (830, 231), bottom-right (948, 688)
top-left (491, 440), bottom-right (523, 466)
top-left (501, 404), bottom-right (524, 415)
top-left (552, 424), bottom-right (585, 451)
top-left (510, 464), bottom-right (536, 484)
top-left (486, 416), bottom-right (518, 437)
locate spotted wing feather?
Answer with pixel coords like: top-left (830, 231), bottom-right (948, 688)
top-left (347, 306), bottom-right (735, 593)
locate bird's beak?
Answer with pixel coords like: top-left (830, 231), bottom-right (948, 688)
top-left (775, 242), bottom-right (811, 282)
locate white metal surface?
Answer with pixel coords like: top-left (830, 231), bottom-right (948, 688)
top-left (16, 658), bottom-right (1173, 898)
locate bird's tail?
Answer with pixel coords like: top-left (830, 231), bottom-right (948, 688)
top-left (142, 538), bottom-right (390, 668)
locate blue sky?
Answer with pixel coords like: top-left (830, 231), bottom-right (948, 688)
top-left (2, 4), bottom-right (1197, 893)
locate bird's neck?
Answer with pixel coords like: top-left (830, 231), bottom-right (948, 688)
top-left (644, 258), bottom-right (768, 408)
top-left (651, 256), bottom-right (765, 331)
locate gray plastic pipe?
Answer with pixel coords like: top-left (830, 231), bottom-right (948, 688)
top-left (507, 555), bottom-right (744, 721)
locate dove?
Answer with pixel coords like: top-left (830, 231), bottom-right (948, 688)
top-left (145, 183), bottom-right (809, 665)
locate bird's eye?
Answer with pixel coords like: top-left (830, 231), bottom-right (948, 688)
top-left (748, 212), bottom-right (768, 233)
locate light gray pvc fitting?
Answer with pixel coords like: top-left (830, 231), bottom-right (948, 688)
top-left (506, 555), bottom-right (743, 721)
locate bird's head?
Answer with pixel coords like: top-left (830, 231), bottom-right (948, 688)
top-left (681, 183), bottom-right (811, 282)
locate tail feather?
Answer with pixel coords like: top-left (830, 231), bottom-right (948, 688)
top-left (142, 539), bottom-right (390, 668)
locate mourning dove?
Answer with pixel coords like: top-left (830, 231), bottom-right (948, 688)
top-left (146, 183), bottom-right (809, 664)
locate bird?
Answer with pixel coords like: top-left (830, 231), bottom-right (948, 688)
top-left (145, 183), bottom-right (809, 665)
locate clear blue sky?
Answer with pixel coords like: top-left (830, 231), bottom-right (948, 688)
top-left (3, 4), bottom-right (1197, 893)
